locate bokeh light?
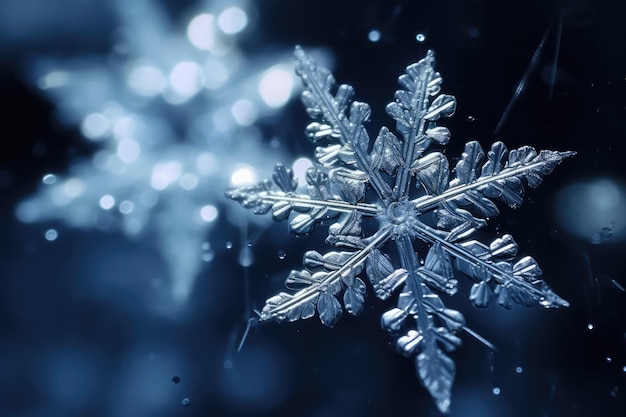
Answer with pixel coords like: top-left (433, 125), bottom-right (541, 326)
top-left (553, 177), bottom-right (626, 244)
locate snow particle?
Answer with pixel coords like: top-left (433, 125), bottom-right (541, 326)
top-left (368, 30), bottom-right (381, 42)
top-left (44, 229), bottom-right (58, 241)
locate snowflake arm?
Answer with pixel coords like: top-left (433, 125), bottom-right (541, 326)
top-left (226, 46), bottom-right (573, 413)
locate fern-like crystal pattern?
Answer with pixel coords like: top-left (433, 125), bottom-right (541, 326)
top-left (226, 46), bottom-right (573, 413)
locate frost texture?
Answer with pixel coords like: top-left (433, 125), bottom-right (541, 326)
top-left (227, 47), bottom-right (574, 413)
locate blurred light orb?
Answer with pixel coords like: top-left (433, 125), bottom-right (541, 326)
top-left (45, 228), bottom-right (58, 241)
top-left (196, 152), bottom-right (219, 176)
top-left (81, 113), bottom-right (110, 140)
top-left (38, 71), bottom-right (69, 89)
top-left (292, 157), bottom-right (313, 189)
top-left (61, 178), bottom-right (85, 199)
top-left (553, 177), bottom-right (626, 244)
top-left (231, 99), bottom-right (258, 126)
top-left (204, 59), bottom-right (230, 90)
top-left (119, 200), bottom-right (134, 214)
top-left (217, 7), bottom-right (248, 35)
top-left (259, 67), bottom-right (294, 108)
top-left (368, 29), bottom-right (381, 42)
top-left (230, 164), bottom-right (257, 186)
top-left (179, 173), bottom-right (199, 190)
top-left (169, 61), bottom-right (203, 98)
top-left (151, 161), bottom-right (183, 190)
top-left (126, 64), bottom-right (166, 97)
top-left (187, 13), bottom-right (216, 50)
top-left (117, 138), bottom-right (141, 163)
top-left (200, 205), bottom-right (219, 222)
top-left (416, 33), bottom-right (426, 42)
top-left (112, 116), bottom-right (136, 139)
top-left (99, 195), bottom-right (115, 210)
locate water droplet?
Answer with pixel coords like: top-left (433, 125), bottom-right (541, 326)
top-left (44, 229), bottom-right (58, 241)
top-left (278, 251), bottom-right (287, 260)
top-left (610, 385), bottom-right (619, 398)
top-left (201, 242), bottom-right (210, 251)
top-left (492, 386), bottom-right (501, 395)
top-left (42, 174), bottom-right (57, 185)
top-left (415, 33), bottom-right (426, 42)
top-left (181, 397), bottom-right (190, 406)
top-left (224, 359), bottom-right (233, 369)
top-left (172, 376), bottom-right (180, 384)
top-left (515, 366), bottom-right (523, 374)
top-left (622, 365), bottom-right (626, 373)
top-left (225, 241), bottom-right (233, 249)
top-left (587, 323), bottom-right (594, 330)
top-left (606, 356), bottom-right (612, 363)
top-left (368, 29), bottom-right (381, 42)
top-left (467, 115), bottom-right (475, 121)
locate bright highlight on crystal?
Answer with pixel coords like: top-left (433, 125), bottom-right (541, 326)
top-left (230, 164), bottom-right (256, 186)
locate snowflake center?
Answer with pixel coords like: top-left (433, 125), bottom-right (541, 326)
top-left (386, 200), bottom-right (413, 225)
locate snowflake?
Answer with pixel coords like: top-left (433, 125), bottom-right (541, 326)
top-left (16, 0), bottom-right (297, 303)
top-left (226, 46), bottom-right (574, 413)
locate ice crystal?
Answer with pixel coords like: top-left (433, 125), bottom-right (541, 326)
top-left (226, 46), bottom-right (574, 413)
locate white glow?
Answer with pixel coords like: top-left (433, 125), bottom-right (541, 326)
top-left (112, 117), bottom-right (135, 139)
top-left (81, 113), bottom-right (110, 140)
top-left (292, 157), bottom-right (313, 189)
top-left (231, 99), bottom-right (258, 126)
top-left (151, 161), bottom-right (183, 190)
top-left (61, 178), bottom-right (85, 199)
top-left (169, 61), bottom-right (203, 97)
top-left (217, 7), bottom-right (248, 35)
top-left (230, 164), bottom-right (257, 186)
top-left (187, 14), bottom-right (216, 51)
top-left (179, 173), bottom-right (199, 190)
top-left (117, 138), bottom-right (141, 163)
top-left (127, 64), bottom-right (166, 97)
top-left (259, 67), bottom-right (294, 108)
top-left (204, 59), bottom-right (229, 90)
top-left (99, 195), bottom-right (115, 210)
top-left (200, 205), bottom-right (219, 222)
top-left (368, 30), bottom-right (381, 42)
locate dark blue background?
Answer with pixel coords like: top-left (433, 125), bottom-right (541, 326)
top-left (1, 0), bottom-right (625, 416)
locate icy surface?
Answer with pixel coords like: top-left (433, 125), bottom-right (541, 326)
top-left (227, 46), bottom-right (574, 413)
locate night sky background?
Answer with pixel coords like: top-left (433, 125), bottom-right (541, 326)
top-left (1, 0), bottom-right (626, 416)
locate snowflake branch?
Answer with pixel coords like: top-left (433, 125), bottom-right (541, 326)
top-left (259, 226), bottom-right (392, 324)
top-left (295, 46), bottom-right (393, 201)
